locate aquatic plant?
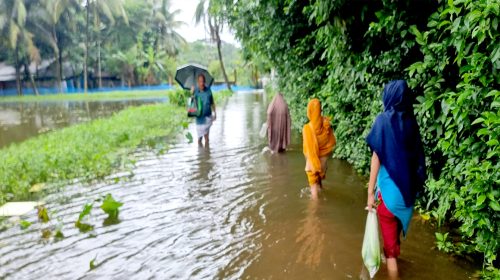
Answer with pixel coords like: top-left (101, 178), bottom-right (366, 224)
top-left (100, 194), bottom-right (123, 220)
top-left (0, 104), bottom-right (186, 205)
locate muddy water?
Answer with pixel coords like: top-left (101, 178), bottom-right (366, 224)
top-left (0, 92), bottom-right (475, 279)
top-left (0, 99), bottom-right (162, 148)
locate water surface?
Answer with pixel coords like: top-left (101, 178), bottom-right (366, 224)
top-left (0, 99), bottom-right (163, 148)
top-left (0, 92), bottom-right (475, 279)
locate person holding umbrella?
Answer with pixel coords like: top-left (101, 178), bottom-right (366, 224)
top-left (175, 64), bottom-right (217, 147)
top-left (191, 74), bottom-right (216, 146)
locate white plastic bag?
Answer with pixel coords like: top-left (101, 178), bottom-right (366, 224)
top-left (259, 122), bottom-right (268, 138)
top-left (362, 208), bottom-right (381, 279)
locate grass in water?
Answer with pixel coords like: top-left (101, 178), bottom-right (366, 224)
top-left (0, 90), bottom-right (173, 103)
top-left (0, 103), bottom-right (186, 205)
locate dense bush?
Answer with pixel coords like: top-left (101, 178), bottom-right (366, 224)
top-left (220, 0), bottom-right (499, 275)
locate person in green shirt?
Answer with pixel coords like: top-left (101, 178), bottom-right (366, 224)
top-left (191, 74), bottom-right (217, 146)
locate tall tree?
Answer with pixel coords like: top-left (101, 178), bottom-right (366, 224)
top-left (151, 0), bottom-right (186, 57)
top-left (0, 0), bottom-right (40, 95)
top-left (31, 0), bottom-right (78, 93)
top-left (195, 0), bottom-right (232, 91)
top-left (85, 0), bottom-right (128, 90)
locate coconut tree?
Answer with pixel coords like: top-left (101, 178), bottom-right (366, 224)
top-left (30, 0), bottom-right (78, 93)
top-left (0, 0), bottom-right (41, 95)
top-left (150, 0), bottom-right (186, 57)
top-left (84, 0), bottom-right (128, 91)
top-left (195, 0), bottom-right (232, 91)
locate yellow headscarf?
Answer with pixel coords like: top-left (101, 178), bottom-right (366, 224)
top-left (303, 99), bottom-right (336, 184)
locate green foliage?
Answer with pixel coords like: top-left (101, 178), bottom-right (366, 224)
top-left (185, 132), bottom-right (193, 144)
top-left (0, 103), bottom-right (186, 205)
top-left (100, 194), bottom-right (123, 219)
top-left (37, 206), bottom-right (49, 223)
top-left (19, 220), bottom-right (31, 230)
top-left (222, 0), bottom-right (499, 274)
top-left (0, 90), bottom-right (170, 103)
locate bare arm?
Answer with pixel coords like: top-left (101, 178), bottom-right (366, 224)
top-left (367, 152), bottom-right (380, 210)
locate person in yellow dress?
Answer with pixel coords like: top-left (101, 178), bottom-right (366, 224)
top-left (302, 99), bottom-right (336, 199)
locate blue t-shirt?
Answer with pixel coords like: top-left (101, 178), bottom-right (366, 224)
top-left (194, 88), bottom-right (214, 124)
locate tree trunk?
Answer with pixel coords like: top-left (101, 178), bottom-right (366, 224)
top-left (214, 27), bottom-right (231, 91)
top-left (84, 1), bottom-right (90, 94)
top-left (52, 27), bottom-right (62, 93)
top-left (97, 36), bottom-right (102, 88)
top-left (14, 48), bottom-right (23, 96)
top-left (96, 13), bottom-right (102, 89)
top-left (24, 61), bottom-right (39, 96)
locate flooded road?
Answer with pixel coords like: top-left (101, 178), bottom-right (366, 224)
top-left (0, 91), bottom-right (475, 279)
top-left (0, 99), bottom-right (163, 148)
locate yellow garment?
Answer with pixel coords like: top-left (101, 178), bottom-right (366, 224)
top-left (303, 99), bottom-right (336, 185)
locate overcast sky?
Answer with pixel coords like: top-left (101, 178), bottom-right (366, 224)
top-left (170, 0), bottom-right (239, 46)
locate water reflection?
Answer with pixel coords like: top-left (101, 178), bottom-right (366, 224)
top-left (0, 99), bottom-right (162, 148)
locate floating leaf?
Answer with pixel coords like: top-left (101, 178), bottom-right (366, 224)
top-left (37, 206), bottom-right (49, 223)
top-left (89, 256), bottom-right (98, 270)
top-left (185, 132), bottom-right (193, 144)
top-left (78, 203), bottom-right (93, 222)
top-left (41, 229), bottom-right (51, 239)
top-left (19, 220), bottom-right (32, 230)
top-left (54, 229), bottom-right (64, 239)
top-left (100, 194), bottom-right (123, 219)
top-left (420, 213), bottom-right (431, 221)
top-left (75, 221), bottom-right (94, 233)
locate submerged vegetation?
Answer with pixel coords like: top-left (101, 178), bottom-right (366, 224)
top-left (0, 102), bottom-right (186, 205)
top-left (219, 0), bottom-right (499, 276)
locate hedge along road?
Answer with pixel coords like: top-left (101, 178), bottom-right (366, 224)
top-left (0, 91), bottom-right (477, 279)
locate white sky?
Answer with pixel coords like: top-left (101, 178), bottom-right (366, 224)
top-left (170, 0), bottom-right (239, 46)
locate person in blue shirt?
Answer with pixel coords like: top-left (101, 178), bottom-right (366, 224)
top-left (366, 80), bottom-right (426, 277)
top-left (191, 74), bottom-right (216, 146)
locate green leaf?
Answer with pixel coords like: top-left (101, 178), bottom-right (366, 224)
top-left (489, 200), bottom-right (500, 211)
top-left (185, 132), bottom-right (193, 144)
top-left (476, 194), bottom-right (486, 206)
top-left (100, 194), bottom-right (123, 219)
top-left (75, 221), bottom-right (94, 233)
top-left (78, 203), bottom-right (93, 222)
top-left (19, 220), bottom-right (31, 230)
top-left (37, 206), bottom-right (49, 223)
top-left (90, 256), bottom-right (98, 270)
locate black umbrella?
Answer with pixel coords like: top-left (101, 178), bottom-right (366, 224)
top-left (174, 63), bottom-right (214, 90)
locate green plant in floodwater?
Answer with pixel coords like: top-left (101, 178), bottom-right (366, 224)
top-left (37, 206), bottom-right (49, 223)
top-left (435, 232), bottom-right (454, 253)
top-left (0, 103), bottom-right (186, 205)
top-left (0, 90), bottom-right (170, 103)
top-left (185, 132), bottom-right (193, 144)
top-left (100, 194), bottom-right (123, 219)
top-left (19, 220), bottom-right (32, 230)
top-left (54, 229), bottom-right (64, 239)
top-left (89, 256), bottom-right (98, 270)
top-left (75, 203), bottom-right (94, 233)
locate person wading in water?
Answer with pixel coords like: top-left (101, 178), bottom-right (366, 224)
top-left (191, 74), bottom-right (216, 147)
top-left (303, 99), bottom-right (336, 200)
top-left (366, 80), bottom-right (426, 278)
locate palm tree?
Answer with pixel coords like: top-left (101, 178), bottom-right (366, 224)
top-left (195, 0), bottom-right (232, 91)
top-left (150, 0), bottom-right (186, 57)
top-left (84, 0), bottom-right (128, 91)
top-left (31, 0), bottom-right (78, 93)
top-left (0, 0), bottom-right (41, 95)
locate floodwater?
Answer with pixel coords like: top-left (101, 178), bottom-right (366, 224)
top-left (0, 92), bottom-right (475, 279)
top-left (0, 99), bottom-right (163, 148)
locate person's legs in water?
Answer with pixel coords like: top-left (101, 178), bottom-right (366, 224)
top-left (204, 134), bottom-right (209, 146)
top-left (306, 171), bottom-right (321, 200)
top-left (377, 194), bottom-right (401, 275)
